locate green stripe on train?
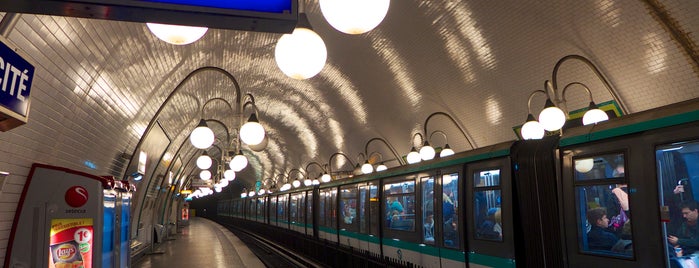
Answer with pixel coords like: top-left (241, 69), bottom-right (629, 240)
top-left (339, 230), bottom-right (381, 243)
top-left (469, 252), bottom-right (516, 267)
top-left (560, 110), bottom-right (699, 147)
top-left (382, 238), bottom-right (463, 261)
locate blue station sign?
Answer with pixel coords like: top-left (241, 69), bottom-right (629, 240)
top-left (141, 0), bottom-right (293, 14)
top-left (0, 38), bottom-right (34, 131)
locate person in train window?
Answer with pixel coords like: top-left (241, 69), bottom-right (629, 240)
top-left (424, 213), bottom-right (435, 243)
top-left (493, 208), bottom-right (503, 239)
top-left (586, 207), bottom-right (620, 250)
top-left (668, 200), bottom-right (699, 254)
top-left (443, 192), bottom-right (455, 223)
top-left (444, 214), bottom-right (459, 248)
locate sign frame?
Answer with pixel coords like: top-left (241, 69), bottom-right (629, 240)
top-left (0, 35), bottom-right (35, 132)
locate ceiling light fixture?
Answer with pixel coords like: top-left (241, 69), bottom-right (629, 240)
top-left (146, 22), bottom-right (208, 45)
top-left (190, 119), bottom-right (214, 149)
top-left (319, 0), bottom-right (390, 34)
top-left (275, 1), bottom-right (326, 79)
top-left (196, 151), bottom-right (212, 169)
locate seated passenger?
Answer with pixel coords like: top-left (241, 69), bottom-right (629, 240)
top-left (668, 200), bottom-right (699, 254)
top-left (587, 207), bottom-right (619, 250)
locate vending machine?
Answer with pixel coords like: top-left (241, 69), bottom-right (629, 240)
top-left (5, 164), bottom-right (134, 268)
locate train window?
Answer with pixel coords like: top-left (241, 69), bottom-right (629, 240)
top-left (574, 153), bottom-right (633, 258)
top-left (442, 173), bottom-right (460, 248)
top-left (656, 140), bottom-right (699, 267)
top-left (421, 176), bottom-right (435, 244)
top-left (270, 196), bottom-right (277, 223)
top-left (278, 194), bottom-right (289, 224)
top-left (574, 153), bottom-right (625, 181)
top-left (384, 180), bottom-right (416, 232)
top-left (474, 169), bottom-right (503, 242)
top-left (340, 185), bottom-right (359, 231)
top-left (320, 188), bottom-right (337, 228)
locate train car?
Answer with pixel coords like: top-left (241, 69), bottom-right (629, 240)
top-left (216, 97), bottom-right (699, 268)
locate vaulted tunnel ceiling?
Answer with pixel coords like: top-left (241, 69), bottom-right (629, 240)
top-left (0, 0), bottom-right (698, 197)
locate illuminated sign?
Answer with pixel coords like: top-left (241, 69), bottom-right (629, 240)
top-left (0, 0), bottom-right (297, 33)
top-left (0, 37), bottom-right (34, 131)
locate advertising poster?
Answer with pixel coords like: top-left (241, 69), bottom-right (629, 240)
top-left (49, 218), bottom-right (93, 268)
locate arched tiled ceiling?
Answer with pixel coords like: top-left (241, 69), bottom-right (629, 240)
top-left (1, 0), bottom-right (697, 197)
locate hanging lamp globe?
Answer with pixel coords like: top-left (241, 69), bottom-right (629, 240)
top-left (440, 144), bottom-right (455, 157)
top-left (582, 102), bottom-right (609, 125)
top-left (224, 169), bottom-right (236, 181)
top-left (376, 163), bottom-right (388, 172)
top-left (240, 114), bottom-right (266, 146)
top-left (538, 99), bottom-right (566, 131)
top-left (521, 114), bottom-right (545, 140)
top-left (190, 119), bottom-right (215, 149)
top-left (321, 172), bottom-right (332, 183)
top-left (275, 13), bottom-right (327, 80)
top-left (407, 147), bottom-right (421, 164)
top-left (319, 0), bottom-right (390, 34)
top-left (229, 151), bottom-right (248, 172)
top-left (361, 161), bottom-right (374, 174)
top-left (196, 152), bottom-right (212, 169)
top-left (419, 141), bottom-right (436, 161)
top-left (199, 170), bottom-right (212, 181)
top-left (146, 22), bottom-right (207, 45)
top-left (575, 158), bottom-right (595, 173)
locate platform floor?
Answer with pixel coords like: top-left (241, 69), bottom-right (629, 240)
top-left (134, 217), bottom-right (264, 268)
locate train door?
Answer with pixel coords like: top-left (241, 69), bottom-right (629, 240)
top-left (359, 181), bottom-right (380, 254)
top-left (657, 139), bottom-right (699, 267)
top-left (438, 169), bottom-right (465, 268)
top-left (306, 190), bottom-right (314, 237)
top-left (561, 136), bottom-right (664, 267)
top-left (466, 157), bottom-right (516, 267)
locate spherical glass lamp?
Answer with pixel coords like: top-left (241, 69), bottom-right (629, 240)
top-left (376, 164), bottom-right (387, 172)
top-left (312, 179), bottom-right (320, 185)
top-left (521, 114), bottom-right (545, 140)
top-left (146, 22), bottom-right (208, 45)
top-left (248, 191), bottom-right (255, 197)
top-left (224, 169), bottom-right (236, 181)
top-left (199, 170), bottom-right (211, 181)
top-left (292, 179), bottom-right (301, 188)
top-left (240, 114), bottom-right (266, 146)
top-left (538, 99), bottom-right (566, 131)
top-left (218, 179), bottom-right (229, 188)
top-left (275, 13), bottom-right (327, 80)
top-left (407, 147), bottom-right (421, 164)
top-left (440, 144), bottom-right (455, 157)
top-left (214, 186), bottom-right (222, 193)
top-left (361, 161), bottom-right (374, 174)
top-left (190, 119), bottom-right (214, 149)
top-left (575, 158), bottom-right (595, 173)
top-left (241, 192), bottom-right (247, 198)
top-left (196, 152), bottom-right (212, 169)
top-left (304, 178), bottom-right (313, 186)
top-left (230, 151), bottom-right (248, 172)
top-left (319, 0), bottom-right (390, 34)
top-left (582, 102), bottom-right (609, 125)
top-left (419, 141), bottom-right (436, 161)
top-left (321, 173), bottom-right (332, 183)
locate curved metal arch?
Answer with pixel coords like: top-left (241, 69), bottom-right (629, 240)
top-left (423, 112), bottom-right (475, 149)
top-left (305, 161), bottom-right (326, 177)
top-left (364, 137), bottom-right (405, 165)
top-left (125, 66), bottom-right (242, 181)
top-left (287, 168), bottom-right (306, 180)
top-left (328, 152), bottom-right (356, 175)
top-left (551, 54), bottom-right (628, 114)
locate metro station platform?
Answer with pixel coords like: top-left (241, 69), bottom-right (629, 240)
top-left (133, 217), bottom-right (264, 268)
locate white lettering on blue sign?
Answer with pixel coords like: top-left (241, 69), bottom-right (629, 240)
top-left (0, 57), bottom-right (30, 101)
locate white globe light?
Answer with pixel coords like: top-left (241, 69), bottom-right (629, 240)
top-left (275, 27), bottom-right (327, 80)
top-left (241, 192), bottom-right (247, 198)
top-left (259, 189), bottom-right (266, 195)
top-left (575, 158), bottom-right (595, 173)
top-left (312, 179), bottom-right (320, 185)
top-left (218, 179), bottom-right (229, 188)
top-left (319, 0), bottom-right (390, 34)
top-left (240, 120), bottom-right (265, 146)
top-left (440, 145), bottom-right (455, 157)
top-left (224, 169), bottom-right (236, 181)
top-left (321, 173), bottom-right (332, 183)
top-left (248, 191), bottom-right (255, 197)
top-left (196, 154), bottom-right (212, 169)
top-left (419, 143), bottom-right (436, 161)
top-left (582, 108), bottom-right (609, 125)
top-left (292, 180), bottom-right (301, 188)
top-left (146, 23), bottom-right (207, 45)
top-left (199, 170), bottom-right (211, 181)
top-left (230, 153), bottom-right (248, 172)
top-left (214, 186), bottom-right (222, 193)
top-left (304, 178), bottom-right (313, 186)
top-left (538, 104), bottom-right (566, 131)
top-left (376, 164), bottom-right (387, 172)
top-left (190, 120), bottom-right (215, 149)
top-left (521, 119), bottom-right (545, 140)
top-left (407, 148), bottom-right (421, 164)
top-left (361, 162), bottom-right (374, 174)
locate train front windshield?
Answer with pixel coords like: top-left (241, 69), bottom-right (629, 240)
top-left (657, 140), bottom-right (699, 268)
